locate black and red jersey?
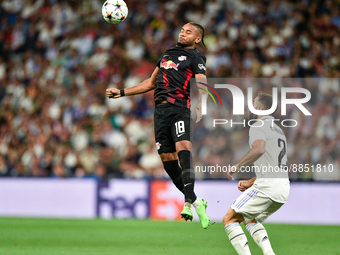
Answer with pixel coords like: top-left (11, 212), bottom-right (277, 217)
top-left (154, 45), bottom-right (206, 108)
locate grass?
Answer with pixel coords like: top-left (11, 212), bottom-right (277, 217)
top-left (0, 218), bottom-right (339, 255)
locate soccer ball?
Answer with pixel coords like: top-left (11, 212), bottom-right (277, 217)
top-left (102, 0), bottom-right (128, 24)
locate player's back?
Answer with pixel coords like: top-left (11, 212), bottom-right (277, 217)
top-left (249, 116), bottom-right (290, 203)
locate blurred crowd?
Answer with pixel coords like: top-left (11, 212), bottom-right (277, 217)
top-left (0, 0), bottom-right (339, 181)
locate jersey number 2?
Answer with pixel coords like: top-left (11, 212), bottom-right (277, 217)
top-left (278, 138), bottom-right (287, 167)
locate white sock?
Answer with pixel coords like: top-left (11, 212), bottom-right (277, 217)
top-left (192, 198), bottom-right (200, 209)
top-left (224, 222), bottom-right (251, 255)
top-left (246, 222), bottom-right (274, 255)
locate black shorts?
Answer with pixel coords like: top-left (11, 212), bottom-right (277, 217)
top-left (154, 103), bottom-right (192, 154)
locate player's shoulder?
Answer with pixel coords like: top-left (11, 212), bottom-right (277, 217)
top-left (163, 46), bottom-right (176, 54)
top-left (192, 48), bottom-right (206, 60)
top-left (249, 120), bottom-right (265, 130)
top-left (268, 123), bottom-right (285, 137)
top-left (257, 118), bottom-right (286, 138)
top-left (165, 46), bottom-right (192, 56)
top-left (249, 119), bottom-right (273, 135)
top-left (182, 47), bottom-right (206, 60)
top-left (166, 46), bottom-right (206, 61)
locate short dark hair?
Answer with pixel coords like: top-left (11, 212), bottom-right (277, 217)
top-left (188, 22), bottom-right (207, 49)
top-left (257, 92), bottom-right (277, 115)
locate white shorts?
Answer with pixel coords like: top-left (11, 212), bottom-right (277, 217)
top-left (231, 187), bottom-right (284, 223)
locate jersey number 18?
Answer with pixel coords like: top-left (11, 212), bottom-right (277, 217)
top-left (175, 121), bottom-right (185, 136)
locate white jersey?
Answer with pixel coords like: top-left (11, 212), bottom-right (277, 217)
top-left (249, 116), bottom-right (290, 203)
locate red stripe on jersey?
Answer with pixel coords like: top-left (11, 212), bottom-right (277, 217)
top-left (176, 87), bottom-right (184, 102)
top-left (168, 97), bottom-right (175, 104)
top-left (163, 71), bottom-right (169, 90)
top-left (184, 68), bottom-right (193, 108)
top-left (163, 71), bottom-right (175, 104)
top-left (183, 68), bottom-right (193, 91)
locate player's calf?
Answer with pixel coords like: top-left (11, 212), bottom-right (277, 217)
top-left (178, 150), bottom-right (196, 203)
top-left (224, 222), bottom-right (251, 255)
top-left (162, 160), bottom-right (185, 193)
top-left (162, 159), bottom-right (198, 200)
top-left (246, 221), bottom-right (275, 255)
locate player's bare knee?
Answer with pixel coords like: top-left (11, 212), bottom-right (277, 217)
top-left (223, 215), bottom-right (239, 225)
top-left (222, 214), bottom-right (230, 226)
top-left (175, 140), bottom-right (191, 152)
top-left (223, 208), bottom-right (244, 225)
top-left (223, 209), bottom-right (235, 225)
top-left (160, 152), bottom-right (177, 162)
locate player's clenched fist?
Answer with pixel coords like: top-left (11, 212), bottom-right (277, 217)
top-left (238, 178), bottom-right (255, 192)
top-left (238, 181), bottom-right (249, 192)
top-left (106, 88), bottom-right (120, 98)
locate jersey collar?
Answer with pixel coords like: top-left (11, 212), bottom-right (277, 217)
top-left (175, 44), bottom-right (196, 50)
top-left (259, 116), bottom-right (274, 121)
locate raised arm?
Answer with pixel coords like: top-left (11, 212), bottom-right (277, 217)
top-left (106, 67), bottom-right (159, 99)
top-left (195, 73), bottom-right (207, 123)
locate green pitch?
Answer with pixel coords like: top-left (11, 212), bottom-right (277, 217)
top-left (0, 218), bottom-right (339, 255)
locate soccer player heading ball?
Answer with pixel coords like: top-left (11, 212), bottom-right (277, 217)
top-left (106, 23), bottom-right (210, 228)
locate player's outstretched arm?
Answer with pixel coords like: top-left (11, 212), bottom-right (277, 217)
top-left (227, 140), bottom-right (266, 180)
top-left (106, 67), bottom-right (159, 99)
top-left (195, 73), bottom-right (207, 123)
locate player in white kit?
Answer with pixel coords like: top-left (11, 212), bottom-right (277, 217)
top-left (223, 92), bottom-right (290, 255)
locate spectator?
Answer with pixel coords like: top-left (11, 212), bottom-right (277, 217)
top-left (0, 0), bottom-right (339, 181)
